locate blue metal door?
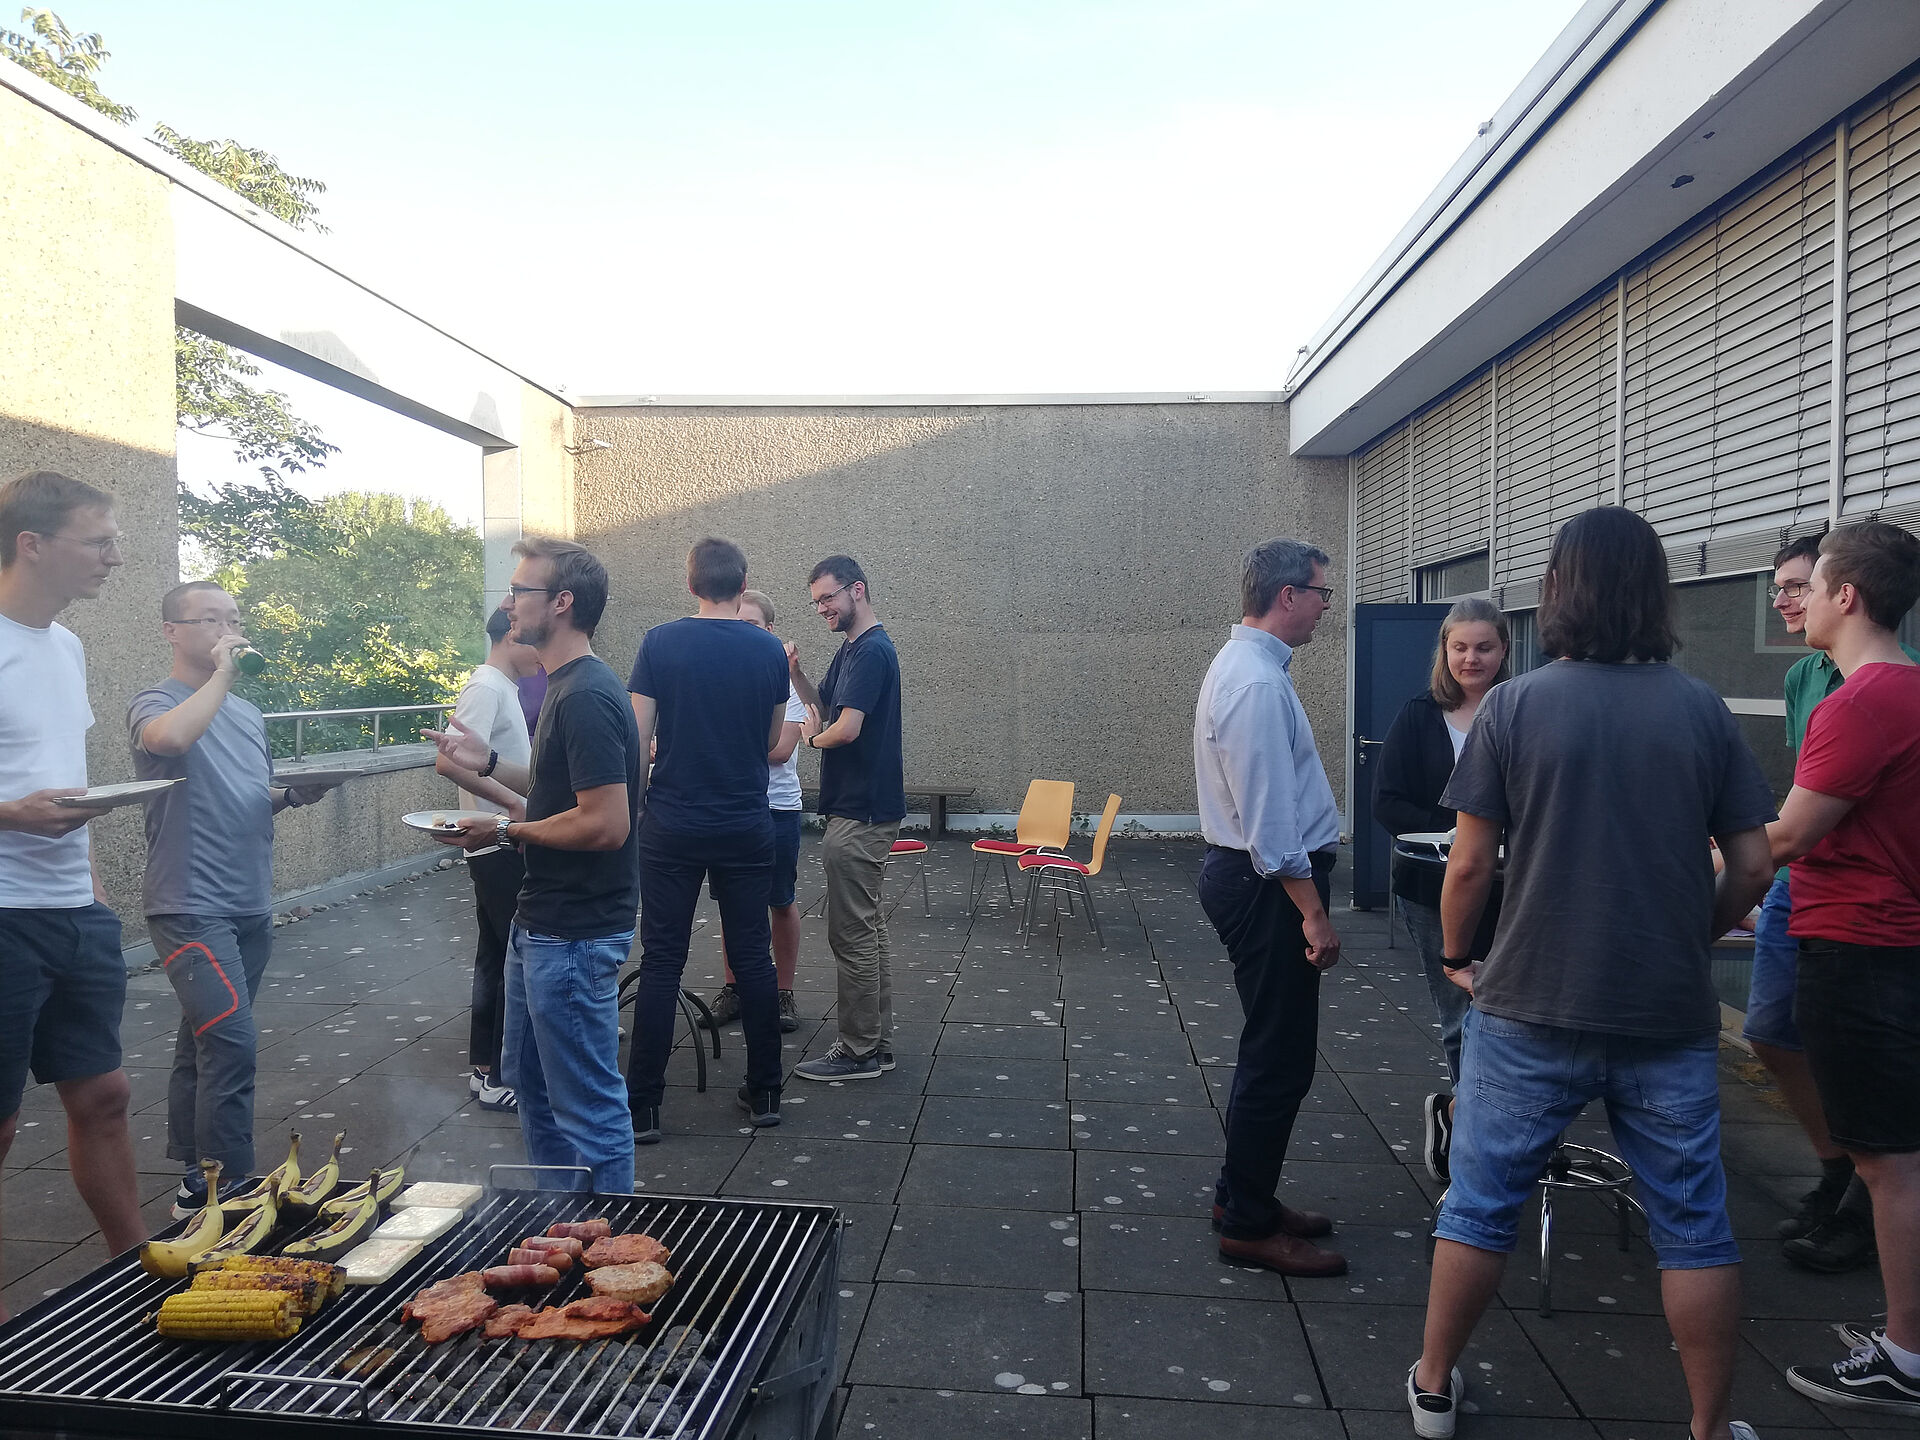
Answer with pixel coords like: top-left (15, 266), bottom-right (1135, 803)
top-left (1352, 603), bottom-right (1450, 909)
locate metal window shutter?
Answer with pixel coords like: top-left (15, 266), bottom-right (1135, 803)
top-left (1355, 424), bottom-right (1410, 602)
top-left (1410, 371), bottom-right (1491, 563)
top-left (1845, 76), bottom-right (1920, 518)
top-left (1623, 135), bottom-right (1835, 577)
top-left (1493, 289), bottom-right (1618, 608)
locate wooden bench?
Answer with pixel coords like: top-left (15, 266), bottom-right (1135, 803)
top-left (800, 783), bottom-right (976, 838)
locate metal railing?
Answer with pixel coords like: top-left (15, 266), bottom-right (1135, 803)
top-left (264, 703), bottom-right (453, 760)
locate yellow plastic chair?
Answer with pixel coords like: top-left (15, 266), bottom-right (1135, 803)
top-left (969, 778), bottom-right (1074, 915)
top-left (1018, 793), bottom-right (1121, 949)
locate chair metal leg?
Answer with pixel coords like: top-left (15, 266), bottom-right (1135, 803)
top-left (1021, 872), bottom-right (1042, 949)
top-left (1001, 857), bottom-right (1015, 907)
top-left (676, 989), bottom-right (709, 1093)
top-left (1615, 1192), bottom-right (1632, 1252)
top-left (1386, 892), bottom-right (1396, 950)
top-left (1537, 1189), bottom-right (1555, 1318)
top-left (1079, 874), bottom-right (1104, 949)
top-left (968, 857), bottom-right (988, 915)
top-left (918, 860), bottom-right (931, 916)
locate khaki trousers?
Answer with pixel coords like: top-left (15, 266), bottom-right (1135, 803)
top-left (822, 815), bottom-right (898, 1056)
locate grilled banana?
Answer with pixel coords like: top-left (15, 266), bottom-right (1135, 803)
top-left (189, 1177), bottom-right (280, 1265)
top-left (319, 1162), bottom-right (403, 1216)
top-left (224, 1132), bottom-right (300, 1214)
top-left (283, 1178), bottom-right (380, 1261)
top-left (139, 1159), bottom-right (224, 1280)
top-left (281, 1131), bottom-right (346, 1216)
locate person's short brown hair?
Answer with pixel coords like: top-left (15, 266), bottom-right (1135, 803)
top-left (688, 537), bottom-right (748, 602)
top-left (1428, 597), bottom-right (1511, 707)
top-left (740, 588), bottom-right (775, 626)
top-left (0, 471), bottom-right (114, 567)
top-left (511, 536), bottom-right (609, 636)
top-left (1773, 533), bottom-right (1824, 571)
top-left (809, 554), bottom-right (869, 599)
top-left (1818, 520), bottom-right (1920, 631)
top-left (161, 580), bottom-right (230, 622)
top-left (1538, 506), bottom-right (1678, 663)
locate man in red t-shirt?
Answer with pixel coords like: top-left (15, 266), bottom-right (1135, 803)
top-left (1768, 519), bottom-right (1920, 1419)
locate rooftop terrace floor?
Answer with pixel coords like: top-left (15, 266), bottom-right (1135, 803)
top-left (1, 837), bottom-right (1899, 1438)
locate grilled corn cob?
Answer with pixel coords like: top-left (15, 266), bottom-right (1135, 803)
top-left (153, 1289), bottom-right (301, 1341)
top-left (190, 1268), bottom-right (327, 1318)
top-left (190, 1253), bottom-right (347, 1301)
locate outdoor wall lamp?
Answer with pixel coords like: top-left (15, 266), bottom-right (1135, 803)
top-left (563, 439), bottom-right (613, 456)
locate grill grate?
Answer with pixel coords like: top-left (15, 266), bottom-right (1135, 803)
top-left (0, 1188), bottom-right (839, 1440)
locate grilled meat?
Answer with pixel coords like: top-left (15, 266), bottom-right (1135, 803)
top-left (508, 1246), bottom-right (573, 1271)
top-left (509, 1295), bottom-right (651, 1340)
top-left (401, 1272), bottom-right (498, 1343)
top-left (483, 1304), bottom-right (535, 1339)
top-left (482, 1263), bottom-right (561, 1289)
top-left (585, 1260), bottom-right (674, 1306)
top-left (515, 1235), bottom-right (584, 1260)
top-left (544, 1219), bottom-right (611, 1242)
top-left (583, 1232), bottom-right (670, 1268)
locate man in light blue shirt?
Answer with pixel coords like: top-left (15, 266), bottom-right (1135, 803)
top-left (1192, 537), bottom-right (1347, 1279)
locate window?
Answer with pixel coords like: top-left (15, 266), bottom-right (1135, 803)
top-left (1670, 574), bottom-right (1801, 798)
top-left (1415, 551), bottom-right (1489, 602)
top-left (1505, 610), bottom-right (1543, 674)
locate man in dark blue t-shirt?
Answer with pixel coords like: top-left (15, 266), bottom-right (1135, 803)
top-left (789, 555), bottom-right (905, 1082)
top-left (626, 538), bottom-right (791, 1137)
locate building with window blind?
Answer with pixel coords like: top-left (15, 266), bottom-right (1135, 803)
top-left (1291, 0), bottom-right (1920, 803)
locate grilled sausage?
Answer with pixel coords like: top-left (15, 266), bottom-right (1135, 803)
top-left (481, 1263), bottom-right (561, 1288)
top-left (545, 1219), bottom-right (612, 1242)
top-left (508, 1246), bottom-right (573, 1271)
top-left (516, 1235), bottom-right (585, 1259)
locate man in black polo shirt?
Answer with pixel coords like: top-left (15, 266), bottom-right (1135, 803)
top-left (789, 556), bottom-right (904, 1082)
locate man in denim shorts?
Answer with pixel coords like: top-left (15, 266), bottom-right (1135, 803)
top-left (1406, 507), bottom-right (1777, 1440)
top-left (0, 472), bottom-right (147, 1323)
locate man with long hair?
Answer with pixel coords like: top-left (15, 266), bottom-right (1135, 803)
top-left (1407, 506), bottom-right (1776, 1440)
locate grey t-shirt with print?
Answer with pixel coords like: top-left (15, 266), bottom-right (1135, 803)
top-left (1441, 660), bottom-right (1776, 1039)
top-left (129, 679), bottom-right (275, 917)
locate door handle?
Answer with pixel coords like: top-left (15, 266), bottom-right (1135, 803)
top-left (1354, 736), bottom-right (1384, 766)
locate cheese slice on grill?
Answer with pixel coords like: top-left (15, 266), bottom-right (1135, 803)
top-left (373, 1207), bottom-right (464, 1243)
top-left (340, 1237), bottom-right (423, 1286)
top-left (391, 1182), bottom-right (483, 1212)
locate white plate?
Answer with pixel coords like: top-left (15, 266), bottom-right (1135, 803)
top-left (53, 779), bottom-right (183, 810)
top-left (401, 809), bottom-right (497, 834)
top-left (272, 767), bottom-right (368, 787)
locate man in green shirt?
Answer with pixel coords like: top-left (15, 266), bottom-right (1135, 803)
top-left (1747, 535), bottom-right (1919, 1273)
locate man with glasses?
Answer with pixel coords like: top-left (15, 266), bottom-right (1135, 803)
top-left (129, 581), bottom-right (340, 1216)
top-left (789, 556), bottom-right (905, 1083)
top-left (0, 471), bottom-right (144, 1323)
top-left (1193, 538), bottom-right (1348, 1279)
top-left (429, 538), bottom-right (641, 1195)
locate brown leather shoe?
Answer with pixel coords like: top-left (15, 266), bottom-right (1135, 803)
top-left (1212, 1202), bottom-right (1333, 1239)
top-left (1218, 1230), bottom-right (1348, 1277)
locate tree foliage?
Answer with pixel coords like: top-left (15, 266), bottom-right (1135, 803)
top-left (152, 122), bottom-right (328, 232)
top-left (0, 8), bottom-right (134, 122)
top-left (175, 329), bottom-right (340, 485)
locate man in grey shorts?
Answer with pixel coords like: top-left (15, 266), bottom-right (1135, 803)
top-left (130, 581), bottom-right (338, 1216)
top-left (0, 471), bottom-right (145, 1324)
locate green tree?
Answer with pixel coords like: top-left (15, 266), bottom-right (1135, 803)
top-left (213, 493), bottom-right (486, 754)
top-left (0, 7), bottom-right (133, 122)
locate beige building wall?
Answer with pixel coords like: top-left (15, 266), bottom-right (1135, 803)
top-left (571, 403), bottom-right (1350, 818)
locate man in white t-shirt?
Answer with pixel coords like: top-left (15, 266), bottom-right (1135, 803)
top-left (437, 607), bottom-right (539, 1110)
top-left (0, 471), bottom-right (146, 1323)
top-left (702, 589), bottom-right (815, 1034)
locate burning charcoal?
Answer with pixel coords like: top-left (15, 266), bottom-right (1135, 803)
top-left (634, 1399), bottom-right (686, 1432)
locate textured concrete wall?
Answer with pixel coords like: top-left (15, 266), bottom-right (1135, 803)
top-left (268, 763), bottom-right (458, 899)
top-left (0, 84), bottom-right (179, 918)
top-left (571, 404), bottom-right (1350, 817)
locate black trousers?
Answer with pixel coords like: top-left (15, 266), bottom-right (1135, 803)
top-left (466, 845), bottom-right (524, 1074)
top-left (1199, 845), bottom-right (1334, 1240)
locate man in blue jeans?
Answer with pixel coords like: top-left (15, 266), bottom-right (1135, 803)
top-left (624, 538), bottom-right (790, 1138)
top-left (433, 538), bottom-right (641, 1195)
top-left (1408, 507), bottom-right (1777, 1440)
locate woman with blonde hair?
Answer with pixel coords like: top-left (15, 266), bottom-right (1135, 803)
top-left (1371, 596), bottom-right (1509, 1182)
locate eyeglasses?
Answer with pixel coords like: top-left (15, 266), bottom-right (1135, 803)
top-left (506, 584), bottom-right (557, 599)
top-left (47, 532), bottom-right (123, 559)
top-left (1291, 584), bottom-right (1335, 604)
top-left (811, 581), bottom-right (855, 610)
top-left (170, 617), bottom-right (243, 630)
top-left (1768, 581), bottom-right (1813, 601)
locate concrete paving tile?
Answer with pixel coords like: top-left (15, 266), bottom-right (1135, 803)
top-left (850, 1283), bottom-right (1082, 1394)
top-left (1285, 1108), bottom-right (1400, 1166)
top-left (1, 1236), bottom-right (74, 1291)
top-left (1063, 1027), bottom-right (1194, 1065)
top-left (407, 1117), bottom-right (529, 1182)
top-left (1286, 1224), bottom-right (1435, 1306)
top-left (724, 1136), bottom-right (910, 1205)
top-left (1300, 1302), bottom-right (1576, 1418)
top-left (838, 1385), bottom-right (1092, 1439)
top-left (1201, 1065), bottom-right (1362, 1113)
top-left (937, 1024), bottom-right (1066, 1060)
top-left (1345, 1415), bottom-right (1601, 1438)
top-left (1274, 1160), bottom-right (1433, 1229)
top-left (1066, 1059), bottom-right (1211, 1108)
top-left (829, 1202), bottom-right (897, 1283)
top-left (1075, 1149), bottom-right (1217, 1219)
top-left (1720, 1122), bottom-right (1835, 1177)
top-left (1590, 1425), bottom-right (1834, 1440)
top-left (2, 1113), bottom-right (72, 1169)
top-left (915, 1095), bottom-right (1070, 1149)
top-left (925, 1056), bottom-right (1067, 1101)
top-left (1496, 1235), bottom-right (1664, 1316)
top-left (832, 1281), bottom-right (871, 1390)
top-left (947, 992), bottom-right (1068, 1025)
top-left (777, 1087), bottom-right (923, 1144)
top-left (881, 1204), bottom-right (1081, 1289)
top-left (1093, 1395), bottom-right (1345, 1439)
top-left (897, 1144), bottom-right (1074, 1211)
top-left (1079, 1211), bottom-right (1290, 1302)
top-left (359, 1029), bottom-right (481, 1077)
top-left (1082, 1290), bottom-right (1323, 1407)
top-left (1066, 1101), bottom-right (1221, 1156)
top-left (1, 1239), bottom-right (113, 1320)
top-left (1515, 1311), bottom-right (1831, 1427)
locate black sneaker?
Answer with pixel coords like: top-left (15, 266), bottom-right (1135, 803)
top-left (878, 1048), bottom-right (896, 1072)
top-left (1787, 1333), bottom-right (1920, 1417)
top-left (777, 989), bottom-right (799, 1034)
top-left (1778, 1163), bottom-right (1853, 1240)
top-left (170, 1171), bottom-right (266, 1220)
top-left (1423, 1092), bottom-right (1453, 1183)
top-left (632, 1105), bottom-right (662, 1145)
top-left (1783, 1209), bottom-right (1877, 1273)
top-left (736, 1085), bottom-right (781, 1127)
top-left (705, 984), bottom-right (740, 1028)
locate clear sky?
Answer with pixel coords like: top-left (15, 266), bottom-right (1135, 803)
top-left (56, 0), bottom-right (1586, 526)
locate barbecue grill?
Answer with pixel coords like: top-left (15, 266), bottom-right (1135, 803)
top-left (0, 1181), bottom-right (841, 1440)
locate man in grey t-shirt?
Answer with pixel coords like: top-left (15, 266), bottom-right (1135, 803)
top-left (1406, 507), bottom-right (1778, 1440)
top-left (129, 582), bottom-right (337, 1215)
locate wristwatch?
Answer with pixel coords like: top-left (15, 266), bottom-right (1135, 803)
top-left (281, 788), bottom-right (303, 809)
top-left (1441, 956), bottom-right (1475, 971)
top-left (494, 815), bottom-right (513, 848)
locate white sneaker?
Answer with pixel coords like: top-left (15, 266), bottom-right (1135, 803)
top-left (469, 1067), bottom-right (486, 1096)
top-left (476, 1080), bottom-right (518, 1112)
top-left (1727, 1423), bottom-right (1761, 1439)
top-left (1406, 1362), bottom-right (1464, 1439)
